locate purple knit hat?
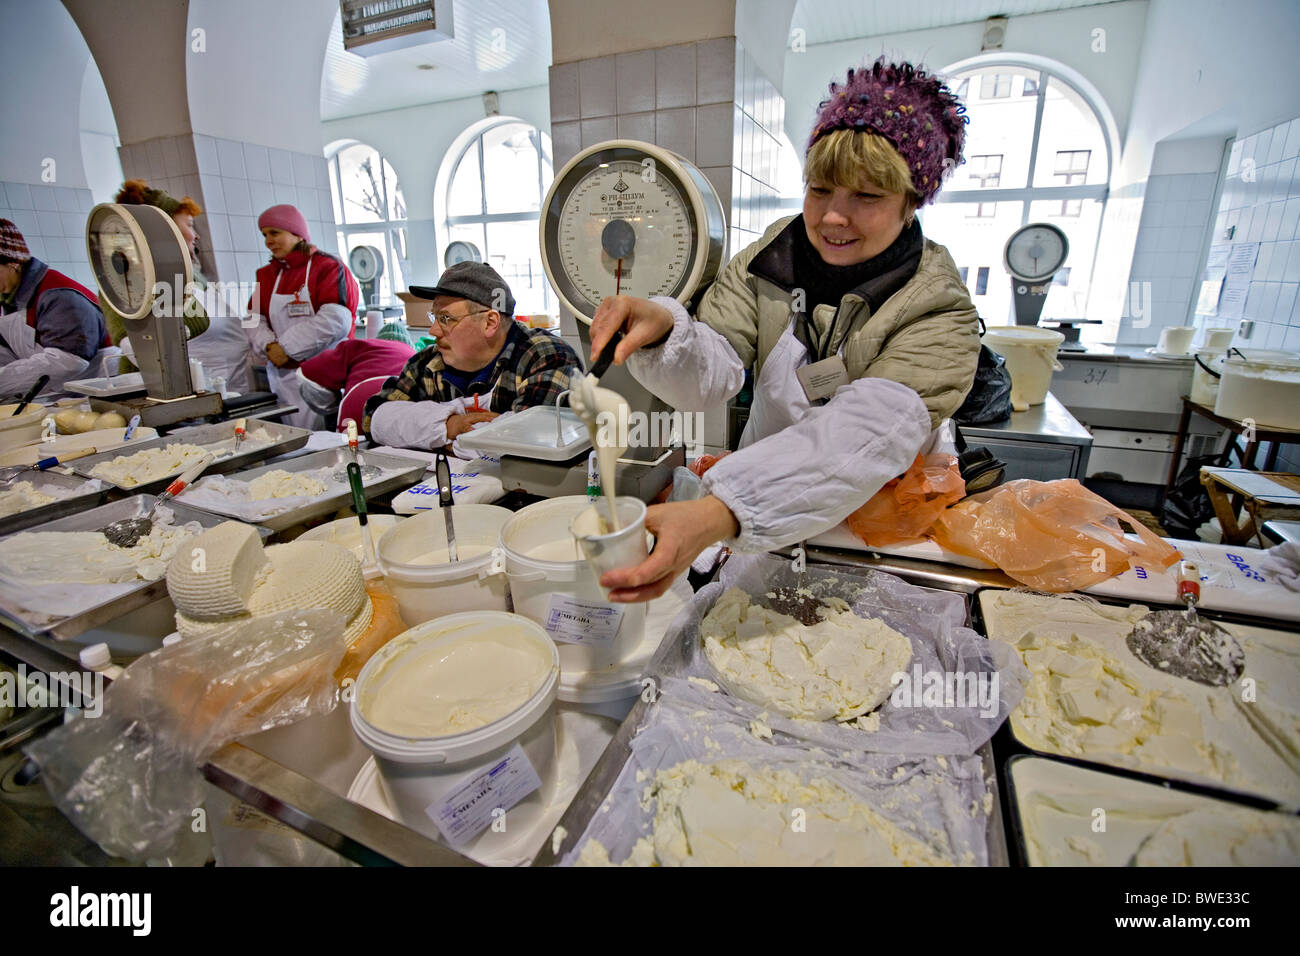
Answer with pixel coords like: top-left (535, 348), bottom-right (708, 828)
top-left (807, 59), bottom-right (968, 206)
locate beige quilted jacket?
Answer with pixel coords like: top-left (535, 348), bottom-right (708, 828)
top-left (696, 216), bottom-right (981, 428)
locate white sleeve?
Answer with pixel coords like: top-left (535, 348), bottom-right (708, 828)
top-left (278, 304), bottom-right (352, 362)
top-left (371, 397), bottom-right (467, 450)
top-left (700, 378), bottom-right (931, 552)
top-left (0, 348), bottom-right (90, 396)
top-left (623, 296), bottom-right (745, 411)
top-left (243, 312), bottom-right (276, 357)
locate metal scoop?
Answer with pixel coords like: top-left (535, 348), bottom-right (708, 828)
top-left (0, 446), bottom-right (98, 486)
top-left (332, 418), bottom-right (380, 482)
top-left (100, 453), bottom-right (214, 548)
top-left (1125, 561), bottom-right (1245, 687)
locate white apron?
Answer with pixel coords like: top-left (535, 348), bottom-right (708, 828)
top-left (266, 257), bottom-right (322, 430)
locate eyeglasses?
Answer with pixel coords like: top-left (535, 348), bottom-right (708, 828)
top-left (428, 307), bottom-right (490, 331)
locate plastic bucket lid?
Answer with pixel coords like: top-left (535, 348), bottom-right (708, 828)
top-left (377, 505), bottom-right (511, 583)
top-left (499, 496), bottom-right (593, 583)
top-left (350, 611), bottom-right (559, 765)
top-left (981, 326), bottom-right (1066, 349)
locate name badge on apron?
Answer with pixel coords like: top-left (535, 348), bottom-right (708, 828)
top-left (286, 297), bottom-right (313, 318)
top-left (796, 355), bottom-right (849, 403)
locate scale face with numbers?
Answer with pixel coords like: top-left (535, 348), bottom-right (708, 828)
top-left (540, 140), bottom-right (727, 324)
top-left (1003, 222), bottom-right (1069, 327)
top-left (84, 203), bottom-right (221, 422)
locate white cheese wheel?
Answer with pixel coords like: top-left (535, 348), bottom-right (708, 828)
top-left (166, 521), bottom-right (269, 619)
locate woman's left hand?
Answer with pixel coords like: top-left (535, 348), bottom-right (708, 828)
top-left (601, 496), bottom-right (739, 602)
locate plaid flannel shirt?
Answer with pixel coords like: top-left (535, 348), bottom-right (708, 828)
top-left (362, 321), bottom-right (581, 436)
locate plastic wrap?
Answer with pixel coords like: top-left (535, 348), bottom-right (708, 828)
top-left (932, 479), bottom-right (1181, 592)
top-left (650, 552), bottom-right (1027, 755)
top-left (562, 677), bottom-right (992, 866)
top-left (24, 609), bottom-right (348, 863)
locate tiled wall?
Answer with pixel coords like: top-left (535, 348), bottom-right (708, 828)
top-left (118, 133), bottom-right (336, 285)
top-left (1116, 172), bottom-right (1217, 346)
top-left (0, 181), bottom-right (97, 290)
top-left (1216, 115), bottom-right (1300, 351)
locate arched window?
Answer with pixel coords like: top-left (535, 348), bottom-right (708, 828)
top-left (923, 60), bottom-right (1114, 336)
top-left (327, 142), bottom-right (407, 306)
top-left (444, 121), bottom-right (554, 316)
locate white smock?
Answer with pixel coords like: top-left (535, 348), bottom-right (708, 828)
top-left (369, 369), bottom-right (507, 454)
top-left (246, 255), bottom-right (351, 429)
top-left (626, 296), bottom-right (932, 552)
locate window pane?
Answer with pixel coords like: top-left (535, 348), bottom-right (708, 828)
top-left (1027, 198), bottom-right (1104, 321)
top-left (918, 199), bottom-right (1024, 325)
top-left (335, 144), bottom-right (384, 224)
top-left (1032, 77), bottom-right (1108, 187)
top-left (484, 219), bottom-right (553, 316)
top-left (482, 123), bottom-right (543, 215)
top-left (445, 222), bottom-right (487, 268)
top-left (341, 230), bottom-right (392, 306)
top-left (952, 67), bottom-right (1039, 190)
top-left (448, 140), bottom-right (484, 217)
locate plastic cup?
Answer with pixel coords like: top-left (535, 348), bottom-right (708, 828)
top-left (569, 497), bottom-right (649, 597)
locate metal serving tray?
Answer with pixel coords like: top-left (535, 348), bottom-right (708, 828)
top-left (175, 447), bottom-right (426, 532)
top-left (0, 470), bottom-right (108, 536)
top-left (973, 586), bottom-right (1300, 811)
top-left (66, 420), bottom-right (311, 494)
top-left (0, 497), bottom-right (271, 641)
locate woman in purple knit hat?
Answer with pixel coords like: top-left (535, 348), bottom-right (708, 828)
top-left (588, 59), bottom-right (982, 602)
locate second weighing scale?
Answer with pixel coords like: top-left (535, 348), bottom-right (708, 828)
top-left (470, 139), bottom-right (728, 500)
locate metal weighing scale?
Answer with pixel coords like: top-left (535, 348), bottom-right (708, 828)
top-left (1002, 221), bottom-right (1097, 350)
top-left (84, 203), bottom-right (223, 427)
top-left (487, 139), bottom-right (727, 500)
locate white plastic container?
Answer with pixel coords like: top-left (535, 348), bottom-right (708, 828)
top-left (0, 405), bottom-right (49, 451)
top-left (499, 496), bottom-right (646, 676)
top-left (350, 612), bottom-right (560, 850)
top-left (981, 326), bottom-right (1065, 411)
top-left (1190, 350), bottom-right (1225, 406)
top-left (1214, 353), bottom-right (1300, 429)
top-left (377, 505), bottom-right (511, 626)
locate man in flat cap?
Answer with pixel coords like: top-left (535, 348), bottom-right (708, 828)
top-left (363, 262), bottom-right (580, 450)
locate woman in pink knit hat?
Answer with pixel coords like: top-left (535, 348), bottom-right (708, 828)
top-left (586, 58), bottom-right (982, 602)
top-left (245, 204), bottom-right (361, 427)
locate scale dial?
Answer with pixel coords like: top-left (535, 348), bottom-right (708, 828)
top-left (444, 240), bottom-right (482, 267)
top-left (86, 204), bottom-right (191, 321)
top-left (349, 244), bottom-right (384, 282)
top-left (1004, 222), bottom-right (1069, 282)
top-left (541, 140), bottom-right (726, 324)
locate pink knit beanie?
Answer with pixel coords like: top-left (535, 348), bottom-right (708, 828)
top-left (257, 204), bottom-right (310, 243)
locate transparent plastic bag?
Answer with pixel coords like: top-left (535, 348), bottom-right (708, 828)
top-left (335, 578), bottom-right (407, 685)
top-left (931, 478), bottom-right (1181, 592)
top-left (846, 453), bottom-right (965, 547)
top-left (24, 609), bottom-right (347, 863)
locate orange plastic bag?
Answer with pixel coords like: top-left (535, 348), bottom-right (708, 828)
top-left (930, 478), bottom-right (1181, 592)
top-left (846, 453), bottom-right (965, 547)
top-left (334, 579), bottom-right (408, 685)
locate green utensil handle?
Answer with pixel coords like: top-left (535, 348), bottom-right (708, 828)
top-left (347, 462), bottom-right (367, 521)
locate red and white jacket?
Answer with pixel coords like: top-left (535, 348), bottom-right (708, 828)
top-left (245, 246), bottom-right (360, 363)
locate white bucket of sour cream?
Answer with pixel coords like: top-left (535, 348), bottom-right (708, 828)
top-left (377, 505), bottom-right (512, 625)
top-left (499, 496), bottom-right (646, 678)
top-left (350, 611), bottom-right (560, 852)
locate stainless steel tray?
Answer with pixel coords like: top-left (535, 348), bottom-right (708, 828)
top-left (175, 447), bottom-right (426, 532)
top-left (66, 420), bottom-right (311, 494)
top-left (0, 469), bottom-right (108, 535)
top-left (0, 497), bottom-right (271, 641)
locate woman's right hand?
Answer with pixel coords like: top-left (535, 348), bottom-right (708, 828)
top-left (589, 295), bottom-right (675, 369)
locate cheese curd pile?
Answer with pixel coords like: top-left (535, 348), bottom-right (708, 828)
top-left (0, 481), bottom-right (57, 517)
top-left (89, 443), bottom-right (210, 487)
top-left (576, 758), bottom-right (952, 867)
top-left (701, 587), bottom-right (913, 722)
top-left (246, 469), bottom-right (329, 500)
top-left (981, 590), bottom-right (1300, 804)
top-left (0, 516), bottom-right (200, 584)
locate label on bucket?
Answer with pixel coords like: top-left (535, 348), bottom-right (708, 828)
top-left (543, 594), bottom-right (624, 646)
top-left (426, 743), bottom-right (542, 847)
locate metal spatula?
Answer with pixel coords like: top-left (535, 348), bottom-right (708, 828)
top-left (0, 446), bottom-right (99, 486)
top-left (332, 419), bottom-right (379, 482)
top-left (1125, 561), bottom-right (1245, 687)
top-left (435, 451), bottom-right (457, 562)
top-left (100, 453), bottom-right (214, 548)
